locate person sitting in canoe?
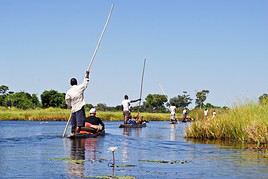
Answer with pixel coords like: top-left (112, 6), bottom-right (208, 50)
top-left (65, 70), bottom-right (89, 135)
top-left (83, 108), bottom-right (105, 134)
top-left (121, 95), bottom-right (141, 124)
top-left (133, 112), bottom-right (145, 124)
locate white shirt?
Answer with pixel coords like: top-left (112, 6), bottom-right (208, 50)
top-left (183, 109), bottom-right (187, 115)
top-left (204, 110), bottom-right (208, 116)
top-left (169, 106), bottom-right (176, 115)
top-left (121, 99), bottom-right (131, 111)
top-left (65, 77), bottom-right (89, 113)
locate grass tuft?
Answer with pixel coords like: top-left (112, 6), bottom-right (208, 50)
top-left (185, 103), bottom-right (268, 145)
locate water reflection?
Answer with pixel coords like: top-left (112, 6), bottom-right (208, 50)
top-left (84, 138), bottom-right (98, 161)
top-left (122, 128), bottom-right (130, 162)
top-left (68, 139), bottom-right (85, 178)
top-left (67, 138), bottom-right (100, 178)
top-left (122, 128), bottom-right (141, 137)
top-left (169, 124), bottom-right (177, 141)
top-left (123, 128), bottom-right (130, 136)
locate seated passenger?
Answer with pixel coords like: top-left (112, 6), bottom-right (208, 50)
top-left (80, 108), bottom-right (105, 134)
top-left (133, 112), bottom-right (145, 124)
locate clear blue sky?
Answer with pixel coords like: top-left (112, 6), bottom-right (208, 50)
top-left (0, 0), bottom-right (267, 108)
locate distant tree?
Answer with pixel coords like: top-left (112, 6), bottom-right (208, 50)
top-left (169, 91), bottom-right (192, 109)
top-left (96, 103), bottom-right (108, 111)
top-left (0, 85), bottom-right (9, 95)
top-left (0, 85), bottom-right (9, 106)
top-left (222, 106), bottom-right (229, 110)
top-left (144, 94), bottom-right (168, 112)
top-left (195, 90), bottom-right (210, 108)
top-left (31, 94), bottom-right (41, 107)
top-left (8, 92), bottom-right (37, 109)
top-left (41, 90), bottom-right (65, 108)
top-left (204, 103), bottom-right (216, 108)
top-left (84, 103), bottom-right (94, 111)
top-left (0, 95), bottom-right (5, 106)
top-left (259, 93), bottom-right (268, 105)
top-left (114, 105), bottom-right (122, 111)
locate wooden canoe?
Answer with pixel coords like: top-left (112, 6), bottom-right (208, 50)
top-left (67, 130), bottom-right (105, 139)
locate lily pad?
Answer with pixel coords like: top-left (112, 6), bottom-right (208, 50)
top-left (49, 157), bottom-right (85, 164)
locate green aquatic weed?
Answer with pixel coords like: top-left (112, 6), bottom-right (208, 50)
top-left (49, 157), bottom-right (85, 164)
top-left (139, 159), bottom-right (190, 164)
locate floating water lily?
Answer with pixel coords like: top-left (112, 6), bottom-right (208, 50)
top-left (108, 146), bottom-right (118, 152)
top-left (108, 146), bottom-right (118, 167)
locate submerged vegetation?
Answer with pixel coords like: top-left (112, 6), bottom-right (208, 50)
top-left (185, 103), bottom-right (268, 145)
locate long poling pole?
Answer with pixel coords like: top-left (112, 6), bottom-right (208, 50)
top-left (63, 4), bottom-right (114, 137)
top-left (62, 114), bottom-right (72, 137)
top-left (87, 3), bottom-right (114, 72)
top-left (158, 82), bottom-right (169, 109)
top-left (138, 58), bottom-right (146, 110)
top-left (158, 82), bottom-right (167, 97)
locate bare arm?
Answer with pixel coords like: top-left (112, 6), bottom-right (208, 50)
top-left (130, 98), bottom-right (141, 103)
top-left (80, 71), bottom-right (90, 91)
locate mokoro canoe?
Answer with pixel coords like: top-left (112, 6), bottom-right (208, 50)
top-left (67, 130), bottom-right (105, 139)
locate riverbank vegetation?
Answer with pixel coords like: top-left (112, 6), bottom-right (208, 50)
top-left (0, 84), bottom-right (229, 120)
top-left (185, 103), bottom-right (268, 146)
top-left (0, 107), bottom-right (171, 121)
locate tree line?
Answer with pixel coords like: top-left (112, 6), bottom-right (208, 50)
top-left (0, 85), bottom-right (227, 112)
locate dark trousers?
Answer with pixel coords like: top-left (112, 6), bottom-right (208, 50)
top-left (71, 107), bottom-right (86, 133)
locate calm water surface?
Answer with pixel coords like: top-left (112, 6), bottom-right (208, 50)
top-left (1, 121), bottom-right (268, 179)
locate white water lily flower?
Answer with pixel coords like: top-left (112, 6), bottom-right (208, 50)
top-left (108, 146), bottom-right (118, 152)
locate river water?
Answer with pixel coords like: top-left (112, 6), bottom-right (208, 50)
top-left (1, 121), bottom-right (268, 179)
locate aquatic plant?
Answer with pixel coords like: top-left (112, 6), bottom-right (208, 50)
top-left (108, 146), bottom-right (118, 167)
top-left (49, 157), bottom-right (84, 164)
top-left (185, 103), bottom-right (268, 145)
top-left (139, 159), bottom-right (190, 164)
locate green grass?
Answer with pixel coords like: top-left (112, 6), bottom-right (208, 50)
top-left (0, 107), bottom-right (170, 121)
top-left (185, 103), bottom-right (268, 145)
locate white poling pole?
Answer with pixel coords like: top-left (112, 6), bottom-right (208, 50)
top-left (87, 3), bottom-right (114, 72)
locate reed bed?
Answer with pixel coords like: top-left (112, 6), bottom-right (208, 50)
top-left (0, 107), bottom-right (170, 121)
top-left (185, 103), bottom-right (268, 145)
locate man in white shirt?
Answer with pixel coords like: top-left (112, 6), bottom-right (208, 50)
top-left (65, 70), bottom-right (89, 134)
top-left (204, 108), bottom-right (209, 119)
top-left (121, 95), bottom-right (141, 124)
top-left (182, 107), bottom-right (188, 121)
top-left (169, 104), bottom-right (177, 123)
top-left (212, 110), bottom-right (216, 119)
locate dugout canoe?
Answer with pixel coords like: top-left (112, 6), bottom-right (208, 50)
top-left (67, 130), bottom-right (105, 139)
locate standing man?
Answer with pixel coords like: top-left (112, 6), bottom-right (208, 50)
top-left (121, 95), bottom-right (141, 124)
top-left (169, 103), bottom-right (177, 123)
top-left (65, 70), bottom-right (90, 135)
top-left (204, 108), bottom-right (209, 119)
top-left (212, 110), bottom-right (216, 119)
top-left (182, 107), bottom-right (188, 121)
